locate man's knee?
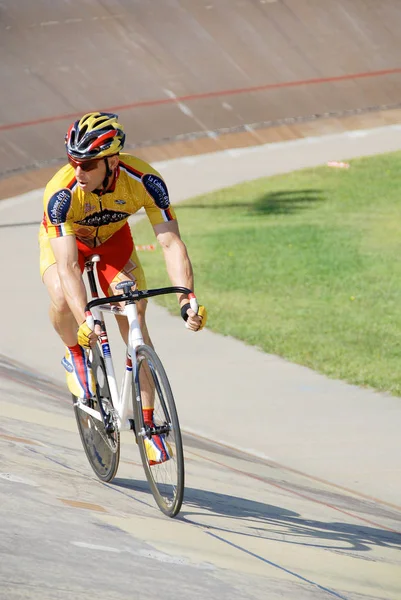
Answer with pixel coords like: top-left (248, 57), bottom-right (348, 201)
top-left (43, 266), bottom-right (70, 314)
top-left (50, 293), bottom-right (70, 315)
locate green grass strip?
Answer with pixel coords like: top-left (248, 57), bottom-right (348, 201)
top-left (132, 151), bottom-right (401, 396)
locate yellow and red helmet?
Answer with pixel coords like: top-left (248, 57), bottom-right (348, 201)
top-left (65, 112), bottom-right (125, 160)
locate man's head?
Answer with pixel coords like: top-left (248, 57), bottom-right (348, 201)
top-left (65, 112), bottom-right (125, 192)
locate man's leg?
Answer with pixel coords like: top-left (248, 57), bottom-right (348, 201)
top-left (110, 283), bottom-right (155, 411)
top-left (42, 263), bottom-right (95, 399)
top-left (112, 286), bottom-right (170, 464)
top-left (95, 226), bottom-right (168, 447)
top-left (95, 232), bottom-right (156, 411)
top-left (43, 264), bottom-right (78, 346)
top-left (100, 238), bottom-right (171, 463)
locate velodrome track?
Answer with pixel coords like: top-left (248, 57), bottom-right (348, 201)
top-left (1, 127), bottom-right (401, 599)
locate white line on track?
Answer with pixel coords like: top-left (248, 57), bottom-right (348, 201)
top-left (71, 541), bottom-right (122, 553)
top-left (0, 473), bottom-right (39, 486)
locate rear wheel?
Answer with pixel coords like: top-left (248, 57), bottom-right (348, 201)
top-left (73, 345), bottom-right (120, 482)
top-left (132, 345), bottom-right (184, 517)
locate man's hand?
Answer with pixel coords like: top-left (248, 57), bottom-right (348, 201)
top-left (181, 304), bottom-right (207, 332)
top-left (77, 321), bottom-right (101, 348)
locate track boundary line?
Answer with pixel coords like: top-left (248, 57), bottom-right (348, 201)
top-left (1, 67), bottom-right (400, 133)
top-left (2, 100), bottom-right (401, 181)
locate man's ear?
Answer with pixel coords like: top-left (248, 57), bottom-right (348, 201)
top-left (109, 155), bottom-right (119, 169)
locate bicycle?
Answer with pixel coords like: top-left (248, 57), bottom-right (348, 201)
top-left (72, 254), bottom-right (199, 518)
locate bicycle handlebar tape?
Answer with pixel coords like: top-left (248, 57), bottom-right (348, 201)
top-left (180, 303), bottom-right (191, 322)
top-left (188, 292), bottom-right (199, 314)
top-left (85, 310), bottom-right (95, 330)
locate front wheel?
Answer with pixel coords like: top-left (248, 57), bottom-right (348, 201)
top-left (73, 345), bottom-right (120, 482)
top-left (132, 345), bottom-right (184, 517)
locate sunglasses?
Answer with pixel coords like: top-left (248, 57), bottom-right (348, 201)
top-left (68, 156), bottom-right (102, 172)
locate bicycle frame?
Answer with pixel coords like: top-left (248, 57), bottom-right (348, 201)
top-left (90, 301), bottom-right (139, 432)
top-left (79, 254), bottom-right (197, 432)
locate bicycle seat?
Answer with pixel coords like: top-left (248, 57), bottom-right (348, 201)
top-left (84, 255), bottom-right (101, 269)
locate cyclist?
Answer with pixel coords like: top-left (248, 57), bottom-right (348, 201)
top-left (39, 111), bottom-right (207, 464)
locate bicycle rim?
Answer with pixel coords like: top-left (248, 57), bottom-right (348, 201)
top-left (73, 346), bottom-right (120, 482)
top-left (133, 345), bottom-right (184, 517)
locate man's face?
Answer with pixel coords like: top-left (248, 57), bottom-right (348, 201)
top-left (68, 157), bottom-right (107, 192)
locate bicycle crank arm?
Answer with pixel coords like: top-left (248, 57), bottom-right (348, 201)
top-left (137, 424), bottom-right (172, 438)
top-left (74, 400), bottom-right (103, 422)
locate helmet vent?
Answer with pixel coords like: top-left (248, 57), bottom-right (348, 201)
top-left (78, 124), bottom-right (88, 142)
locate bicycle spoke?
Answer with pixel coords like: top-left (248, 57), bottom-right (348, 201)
top-left (73, 346), bottom-right (120, 482)
top-left (133, 345), bottom-right (184, 517)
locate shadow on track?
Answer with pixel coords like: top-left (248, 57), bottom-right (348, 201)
top-left (112, 477), bottom-right (401, 552)
top-left (179, 488), bottom-right (401, 553)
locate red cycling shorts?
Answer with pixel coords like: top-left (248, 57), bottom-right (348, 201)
top-left (39, 222), bottom-right (147, 295)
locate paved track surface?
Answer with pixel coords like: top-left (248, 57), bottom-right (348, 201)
top-left (1, 128), bottom-right (401, 598)
top-left (2, 0), bottom-right (401, 178)
top-left (1, 356), bottom-right (401, 600)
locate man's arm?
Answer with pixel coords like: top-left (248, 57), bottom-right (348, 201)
top-left (153, 220), bottom-right (204, 331)
top-left (153, 220), bottom-right (194, 306)
top-left (50, 235), bottom-right (87, 326)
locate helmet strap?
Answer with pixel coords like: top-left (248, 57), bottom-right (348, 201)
top-left (102, 157), bottom-right (113, 191)
top-left (94, 158), bottom-right (113, 195)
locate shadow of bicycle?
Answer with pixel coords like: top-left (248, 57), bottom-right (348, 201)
top-left (179, 487), bottom-right (401, 554)
top-left (112, 477), bottom-right (401, 553)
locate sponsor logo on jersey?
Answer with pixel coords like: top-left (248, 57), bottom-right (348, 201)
top-left (115, 199), bottom-right (126, 205)
top-left (77, 209), bottom-right (130, 227)
top-left (142, 174), bottom-right (170, 209)
top-left (47, 188), bottom-right (72, 224)
top-left (84, 202), bottom-right (96, 213)
top-left (61, 357), bottom-right (74, 373)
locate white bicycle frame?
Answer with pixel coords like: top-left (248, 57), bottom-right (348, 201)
top-left (77, 254), bottom-right (198, 432)
top-left (88, 298), bottom-right (141, 432)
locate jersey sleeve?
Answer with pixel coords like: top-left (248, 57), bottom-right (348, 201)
top-left (43, 181), bottom-right (75, 239)
top-left (141, 168), bottom-right (176, 226)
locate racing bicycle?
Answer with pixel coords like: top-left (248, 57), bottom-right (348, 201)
top-left (72, 254), bottom-right (198, 517)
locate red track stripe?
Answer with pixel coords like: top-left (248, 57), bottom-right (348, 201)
top-left (1, 68), bottom-right (401, 133)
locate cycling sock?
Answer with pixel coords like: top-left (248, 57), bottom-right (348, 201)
top-left (68, 343), bottom-right (85, 358)
top-left (143, 408), bottom-right (154, 425)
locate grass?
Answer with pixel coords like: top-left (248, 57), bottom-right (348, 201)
top-left (131, 151), bottom-right (401, 396)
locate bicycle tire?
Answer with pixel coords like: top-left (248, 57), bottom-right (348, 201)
top-left (132, 344), bottom-right (184, 517)
top-left (73, 345), bottom-right (120, 482)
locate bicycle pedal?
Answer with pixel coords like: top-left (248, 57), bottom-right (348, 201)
top-left (105, 423), bottom-right (115, 434)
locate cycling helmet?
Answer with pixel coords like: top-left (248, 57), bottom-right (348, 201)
top-left (65, 112), bottom-right (125, 160)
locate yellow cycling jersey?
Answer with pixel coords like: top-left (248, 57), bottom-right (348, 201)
top-left (41, 153), bottom-right (176, 248)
